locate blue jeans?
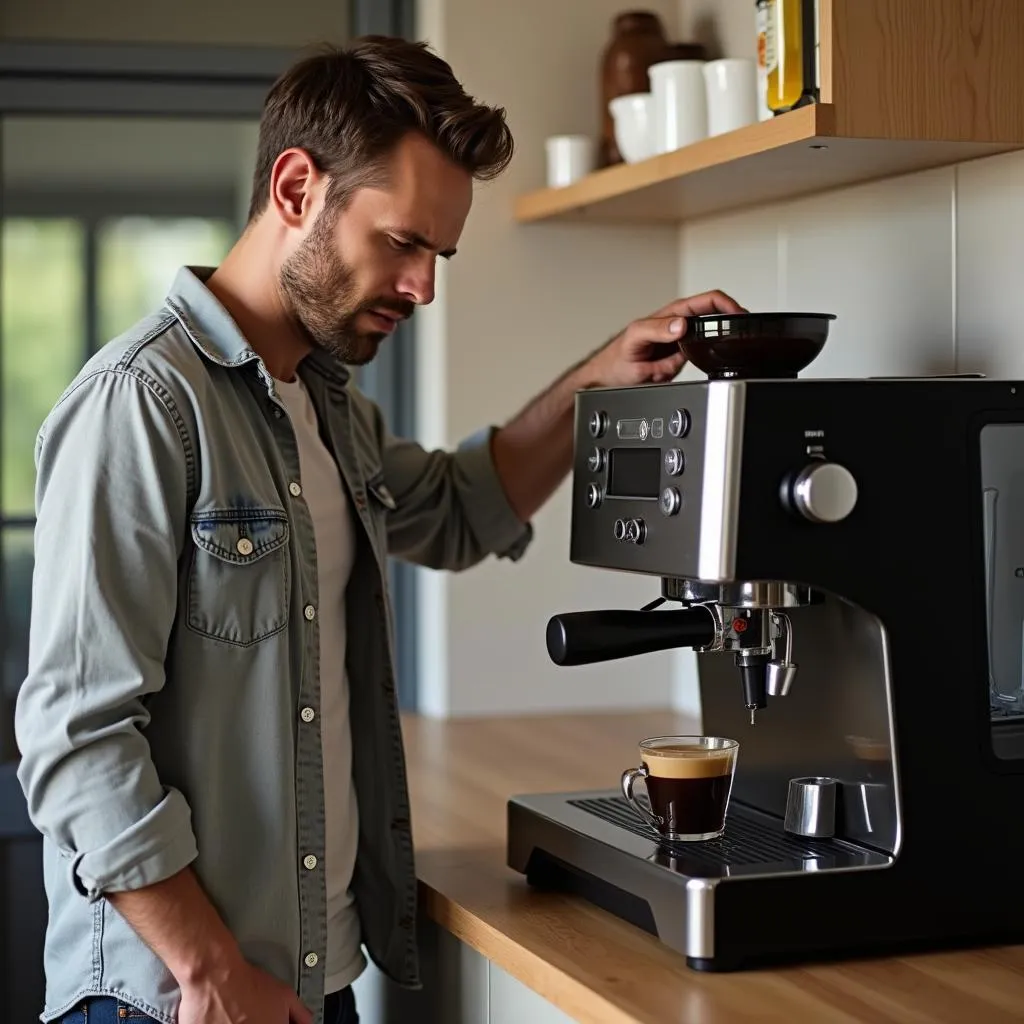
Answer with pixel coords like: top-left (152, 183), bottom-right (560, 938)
top-left (60, 988), bottom-right (358, 1024)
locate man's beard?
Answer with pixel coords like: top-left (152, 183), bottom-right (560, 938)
top-left (279, 211), bottom-right (412, 366)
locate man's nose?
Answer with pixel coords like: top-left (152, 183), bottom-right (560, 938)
top-left (397, 260), bottom-right (436, 306)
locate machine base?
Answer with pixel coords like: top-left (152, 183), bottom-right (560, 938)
top-left (507, 788), bottom-right (893, 969)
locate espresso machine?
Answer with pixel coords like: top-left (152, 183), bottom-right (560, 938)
top-left (506, 313), bottom-right (1024, 970)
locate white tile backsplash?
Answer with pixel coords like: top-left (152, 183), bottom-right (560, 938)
top-left (780, 168), bottom-right (956, 379)
top-left (677, 158), bottom-right (1024, 384)
top-left (956, 149), bottom-right (1024, 377)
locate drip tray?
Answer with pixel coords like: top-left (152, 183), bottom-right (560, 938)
top-left (507, 789), bottom-right (893, 881)
top-left (569, 795), bottom-right (847, 869)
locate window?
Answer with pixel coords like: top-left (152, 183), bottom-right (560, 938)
top-left (0, 207), bottom-right (236, 765)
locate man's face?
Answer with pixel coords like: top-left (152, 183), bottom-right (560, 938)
top-left (279, 133), bottom-right (472, 365)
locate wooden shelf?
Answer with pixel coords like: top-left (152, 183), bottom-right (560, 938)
top-left (514, 0), bottom-right (1024, 226)
top-left (514, 104), bottom-right (1023, 226)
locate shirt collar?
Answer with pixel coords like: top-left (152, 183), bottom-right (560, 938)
top-left (164, 265), bottom-right (351, 387)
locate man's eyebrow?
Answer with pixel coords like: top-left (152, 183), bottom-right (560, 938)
top-left (397, 229), bottom-right (457, 259)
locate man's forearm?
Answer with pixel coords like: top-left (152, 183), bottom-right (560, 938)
top-left (490, 354), bottom-right (599, 523)
top-left (108, 866), bottom-right (243, 985)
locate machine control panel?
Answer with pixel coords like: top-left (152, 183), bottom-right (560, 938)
top-left (572, 387), bottom-right (714, 578)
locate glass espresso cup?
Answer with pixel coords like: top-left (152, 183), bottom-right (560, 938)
top-left (621, 735), bottom-right (739, 841)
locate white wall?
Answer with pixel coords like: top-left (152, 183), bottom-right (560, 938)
top-left (415, 0), bottom-right (689, 716)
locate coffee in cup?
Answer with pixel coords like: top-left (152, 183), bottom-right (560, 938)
top-left (621, 735), bottom-right (738, 841)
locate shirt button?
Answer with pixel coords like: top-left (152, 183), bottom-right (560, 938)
top-left (289, 482), bottom-right (302, 497)
top-left (303, 854), bottom-right (318, 870)
top-left (304, 604), bottom-right (316, 621)
top-left (300, 707), bottom-right (315, 723)
top-left (304, 952), bottom-right (319, 968)
top-left (236, 538), bottom-right (254, 556)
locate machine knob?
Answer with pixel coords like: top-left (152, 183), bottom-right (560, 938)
top-left (585, 483), bottom-right (603, 509)
top-left (664, 448), bottom-right (685, 476)
top-left (668, 408), bottom-right (691, 438)
top-left (589, 410), bottom-right (608, 438)
top-left (587, 447), bottom-right (606, 472)
top-left (660, 487), bottom-right (681, 517)
top-left (790, 462), bottom-right (858, 523)
top-left (624, 518), bottom-right (647, 544)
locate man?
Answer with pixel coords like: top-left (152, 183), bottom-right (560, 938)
top-left (15, 34), bottom-right (742, 1024)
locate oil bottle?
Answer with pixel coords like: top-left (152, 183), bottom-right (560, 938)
top-left (758, 0), bottom-right (819, 114)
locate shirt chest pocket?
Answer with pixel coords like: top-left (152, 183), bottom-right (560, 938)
top-left (187, 508), bottom-right (291, 647)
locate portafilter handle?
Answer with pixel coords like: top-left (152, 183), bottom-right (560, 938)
top-left (546, 608), bottom-right (717, 667)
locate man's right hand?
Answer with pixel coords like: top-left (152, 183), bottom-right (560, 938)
top-left (178, 959), bottom-right (312, 1024)
top-left (105, 868), bottom-right (312, 1024)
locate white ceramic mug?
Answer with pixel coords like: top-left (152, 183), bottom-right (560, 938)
top-left (608, 92), bottom-right (656, 163)
top-left (545, 135), bottom-right (593, 188)
top-left (649, 60), bottom-right (707, 153)
top-left (703, 58), bottom-right (758, 137)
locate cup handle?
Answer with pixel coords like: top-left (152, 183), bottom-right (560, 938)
top-left (621, 765), bottom-right (663, 831)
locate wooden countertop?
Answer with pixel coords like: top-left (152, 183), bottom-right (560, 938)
top-left (400, 710), bottom-right (1024, 1024)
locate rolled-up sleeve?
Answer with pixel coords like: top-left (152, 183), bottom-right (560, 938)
top-left (380, 422), bottom-right (533, 571)
top-left (15, 367), bottom-right (198, 900)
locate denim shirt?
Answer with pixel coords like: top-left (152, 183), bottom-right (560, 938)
top-left (14, 266), bottom-right (532, 1024)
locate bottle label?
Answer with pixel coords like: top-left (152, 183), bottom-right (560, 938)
top-left (764, 0), bottom-right (778, 75)
top-left (756, 2), bottom-right (768, 71)
top-left (756, 1), bottom-right (772, 119)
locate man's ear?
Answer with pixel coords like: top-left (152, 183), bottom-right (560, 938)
top-left (269, 147), bottom-right (324, 230)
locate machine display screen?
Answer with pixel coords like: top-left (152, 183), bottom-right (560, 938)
top-left (607, 447), bottom-right (661, 499)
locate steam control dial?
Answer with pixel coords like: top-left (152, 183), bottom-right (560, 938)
top-left (789, 462), bottom-right (858, 523)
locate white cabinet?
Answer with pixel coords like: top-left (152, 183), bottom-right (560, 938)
top-left (351, 918), bottom-right (577, 1024)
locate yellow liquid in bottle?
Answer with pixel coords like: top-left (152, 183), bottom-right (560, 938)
top-left (766, 0), bottom-right (806, 112)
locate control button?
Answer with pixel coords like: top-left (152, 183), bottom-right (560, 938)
top-left (300, 707), bottom-right (316, 723)
top-left (236, 538), bottom-right (254, 556)
top-left (589, 410), bottom-right (608, 438)
top-left (664, 448), bottom-right (685, 476)
top-left (303, 854), bottom-right (318, 870)
top-left (613, 518), bottom-right (627, 541)
top-left (289, 481), bottom-right (302, 497)
top-left (790, 462), bottom-right (858, 523)
top-left (638, 419), bottom-right (650, 440)
top-left (304, 604), bottom-right (317, 621)
top-left (586, 447), bottom-right (606, 472)
top-left (624, 518), bottom-right (647, 545)
top-left (651, 418), bottom-right (664, 439)
top-left (304, 952), bottom-right (319, 968)
top-left (585, 483), bottom-right (603, 509)
top-left (660, 487), bottom-right (682, 517)
top-left (668, 409), bottom-right (691, 438)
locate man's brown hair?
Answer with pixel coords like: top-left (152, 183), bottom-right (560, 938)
top-left (247, 35), bottom-right (514, 222)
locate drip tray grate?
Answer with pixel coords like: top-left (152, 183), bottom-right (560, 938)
top-left (568, 795), bottom-right (845, 867)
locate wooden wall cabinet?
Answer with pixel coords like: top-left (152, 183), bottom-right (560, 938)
top-left (515, 0), bottom-right (1024, 225)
